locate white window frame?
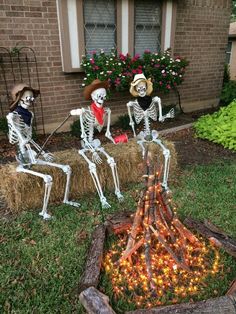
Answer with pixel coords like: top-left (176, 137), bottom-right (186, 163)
top-left (56, 0), bottom-right (177, 72)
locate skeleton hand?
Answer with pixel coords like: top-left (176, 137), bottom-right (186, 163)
top-left (164, 108), bottom-right (175, 119)
top-left (42, 152), bottom-right (54, 162)
top-left (70, 108), bottom-right (83, 116)
top-left (92, 151), bottom-right (102, 164)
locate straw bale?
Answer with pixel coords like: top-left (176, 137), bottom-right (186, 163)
top-left (0, 138), bottom-right (177, 213)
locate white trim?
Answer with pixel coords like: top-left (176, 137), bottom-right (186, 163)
top-left (164, 0), bottom-right (173, 50)
top-left (121, 0), bottom-right (129, 54)
top-left (56, 0), bottom-right (65, 71)
top-left (67, 0), bottom-right (80, 68)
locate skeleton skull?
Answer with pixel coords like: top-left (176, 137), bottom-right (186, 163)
top-left (135, 81), bottom-right (147, 97)
top-left (91, 88), bottom-right (107, 108)
top-left (20, 90), bottom-right (35, 109)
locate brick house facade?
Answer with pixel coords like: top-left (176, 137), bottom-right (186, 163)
top-left (0, 0), bottom-right (232, 133)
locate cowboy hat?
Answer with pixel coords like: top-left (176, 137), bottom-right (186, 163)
top-left (9, 83), bottom-right (40, 111)
top-left (83, 79), bottom-right (109, 100)
top-left (129, 73), bottom-right (153, 97)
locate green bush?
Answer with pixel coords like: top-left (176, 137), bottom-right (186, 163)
top-left (220, 81), bottom-right (236, 106)
top-left (70, 119), bottom-right (81, 137)
top-left (223, 64), bottom-right (230, 85)
top-left (194, 101), bottom-right (236, 150)
top-left (0, 117), bottom-right (8, 134)
top-left (113, 114), bottom-right (135, 131)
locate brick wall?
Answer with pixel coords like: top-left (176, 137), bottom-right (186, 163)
top-left (0, 0), bottom-right (231, 133)
top-left (174, 0), bottom-right (232, 111)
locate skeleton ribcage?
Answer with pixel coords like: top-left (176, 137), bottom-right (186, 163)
top-left (133, 101), bottom-right (158, 134)
top-left (7, 112), bottom-right (32, 144)
top-left (82, 109), bottom-right (98, 142)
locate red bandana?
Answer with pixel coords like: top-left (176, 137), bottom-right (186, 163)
top-left (91, 102), bottom-right (105, 125)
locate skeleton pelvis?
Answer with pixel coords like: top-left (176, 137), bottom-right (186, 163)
top-left (81, 139), bottom-right (101, 149)
top-left (17, 147), bottom-right (37, 166)
top-left (137, 130), bottom-right (159, 142)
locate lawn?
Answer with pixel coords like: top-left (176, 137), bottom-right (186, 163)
top-left (0, 160), bottom-right (236, 313)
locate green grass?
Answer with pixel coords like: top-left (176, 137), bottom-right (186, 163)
top-left (0, 161), bottom-right (236, 313)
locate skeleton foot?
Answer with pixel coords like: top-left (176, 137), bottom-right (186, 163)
top-left (63, 200), bottom-right (80, 207)
top-left (39, 211), bottom-right (52, 220)
top-left (116, 191), bottom-right (124, 202)
top-left (101, 197), bottom-right (111, 209)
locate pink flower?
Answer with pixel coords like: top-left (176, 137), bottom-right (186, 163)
top-left (154, 64), bottom-right (160, 68)
top-left (144, 49), bottom-right (150, 54)
top-left (166, 84), bottom-right (171, 89)
top-left (132, 69), bottom-right (137, 74)
top-left (93, 65), bottom-right (99, 70)
top-left (137, 69), bottom-right (143, 74)
top-left (90, 58), bottom-right (95, 64)
top-left (119, 53), bottom-right (126, 61)
top-left (159, 81), bottom-right (163, 85)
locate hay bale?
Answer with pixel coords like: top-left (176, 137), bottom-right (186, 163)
top-left (0, 138), bottom-right (177, 213)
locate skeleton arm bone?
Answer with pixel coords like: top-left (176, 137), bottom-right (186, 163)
top-left (104, 108), bottom-right (115, 144)
top-left (152, 96), bottom-right (165, 122)
top-left (29, 139), bottom-right (54, 162)
top-left (127, 101), bottom-right (137, 137)
top-left (153, 96), bottom-right (175, 121)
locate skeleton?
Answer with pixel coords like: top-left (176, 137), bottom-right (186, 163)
top-left (6, 83), bottom-right (79, 220)
top-left (70, 79), bottom-right (123, 208)
top-left (127, 74), bottom-right (174, 190)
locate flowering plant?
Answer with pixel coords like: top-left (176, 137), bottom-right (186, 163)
top-left (81, 49), bottom-right (188, 94)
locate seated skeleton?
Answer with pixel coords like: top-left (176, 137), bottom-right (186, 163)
top-left (127, 73), bottom-right (174, 190)
top-left (6, 83), bottom-right (79, 219)
top-left (70, 79), bottom-right (123, 209)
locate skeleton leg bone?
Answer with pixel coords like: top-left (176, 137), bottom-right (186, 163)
top-left (137, 140), bottom-right (147, 159)
top-left (16, 165), bottom-right (52, 220)
top-left (97, 147), bottom-right (124, 202)
top-left (78, 149), bottom-right (111, 208)
top-left (36, 160), bottom-right (80, 207)
top-left (152, 139), bottom-right (171, 190)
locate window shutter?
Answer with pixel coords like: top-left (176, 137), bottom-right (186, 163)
top-left (83, 0), bottom-right (117, 54)
top-left (134, 0), bottom-right (162, 55)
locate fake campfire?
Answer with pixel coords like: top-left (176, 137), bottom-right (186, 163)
top-left (103, 151), bottom-right (220, 308)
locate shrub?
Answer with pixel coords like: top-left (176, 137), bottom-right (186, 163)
top-left (194, 101), bottom-right (236, 151)
top-left (70, 119), bottom-right (81, 137)
top-left (113, 114), bottom-right (135, 131)
top-left (220, 81), bottom-right (236, 106)
top-left (81, 49), bottom-right (188, 95)
top-left (223, 63), bottom-right (230, 85)
top-left (0, 117), bottom-right (8, 134)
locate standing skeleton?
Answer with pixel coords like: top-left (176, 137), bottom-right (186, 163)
top-left (6, 83), bottom-right (79, 220)
top-left (127, 74), bottom-right (174, 190)
top-left (70, 79), bottom-right (123, 208)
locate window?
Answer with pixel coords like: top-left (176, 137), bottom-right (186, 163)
top-left (57, 0), bottom-right (176, 72)
top-left (83, 0), bottom-right (117, 55)
top-left (134, 0), bottom-right (162, 55)
top-left (226, 41), bottom-right (232, 64)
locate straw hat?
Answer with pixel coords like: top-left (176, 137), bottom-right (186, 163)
top-left (83, 79), bottom-right (109, 100)
top-left (129, 73), bottom-right (153, 97)
top-left (10, 83), bottom-right (40, 111)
